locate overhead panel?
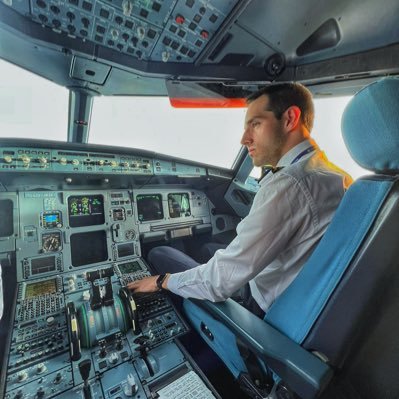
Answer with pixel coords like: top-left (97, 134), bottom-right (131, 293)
top-left (5, 0), bottom-right (239, 64)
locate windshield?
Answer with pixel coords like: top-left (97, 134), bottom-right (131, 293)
top-left (0, 58), bottom-right (368, 178)
top-left (90, 96), bottom-right (246, 168)
top-left (0, 60), bottom-right (68, 140)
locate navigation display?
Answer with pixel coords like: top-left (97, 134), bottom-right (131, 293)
top-left (168, 193), bottom-right (191, 218)
top-left (25, 279), bottom-right (57, 299)
top-left (136, 194), bottom-right (163, 222)
top-left (68, 195), bottom-right (105, 227)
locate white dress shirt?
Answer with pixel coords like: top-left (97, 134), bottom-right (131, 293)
top-left (167, 140), bottom-right (353, 312)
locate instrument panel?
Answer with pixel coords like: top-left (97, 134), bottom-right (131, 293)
top-left (7, 187), bottom-right (210, 282)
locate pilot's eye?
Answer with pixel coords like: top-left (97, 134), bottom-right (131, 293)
top-left (251, 121), bottom-right (260, 128)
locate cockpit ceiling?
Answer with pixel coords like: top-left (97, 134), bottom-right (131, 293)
top-left (1, 0), bottom-right (399, 95)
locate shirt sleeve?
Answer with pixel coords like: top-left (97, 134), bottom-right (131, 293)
top-left (167, 173), bottom-right (314, 301)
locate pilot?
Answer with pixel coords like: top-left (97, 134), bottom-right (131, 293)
top-left (128, 83), bottom-right (353, 318)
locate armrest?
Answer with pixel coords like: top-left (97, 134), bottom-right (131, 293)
top-left (188, 298), bottom-right (333, 399)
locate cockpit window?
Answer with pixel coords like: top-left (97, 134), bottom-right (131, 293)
top-left (0, 60), bottom-right (68, 141)
top-left (89, 96), bottom-right (246, 169)
top-left (0, 58), bottom-right (372, 176)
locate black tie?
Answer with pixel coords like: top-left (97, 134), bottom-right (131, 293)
top-left (258, 165), bottom-right (283, 182)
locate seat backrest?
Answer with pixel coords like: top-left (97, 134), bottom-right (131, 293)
top-left (265, 176), bottom-right (395, 344)
top-left (265, 77), bottom-right (399, 398)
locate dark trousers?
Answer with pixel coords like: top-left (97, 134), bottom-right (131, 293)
top-left (147, 245), bottom-right (265, 319)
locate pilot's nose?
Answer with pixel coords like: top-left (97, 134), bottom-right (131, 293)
top-left (240, 128), bottom-right (251, 146)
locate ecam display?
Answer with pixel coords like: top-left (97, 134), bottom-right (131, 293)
top-left (70, 231), bottom-right (108, 267)
top-left (68, 195), bottom-right (105, 227)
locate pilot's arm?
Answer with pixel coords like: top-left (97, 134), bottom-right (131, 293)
top-left (128, 173), bottom-right (314, 300)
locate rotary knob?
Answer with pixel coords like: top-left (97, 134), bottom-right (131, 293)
top-left (59, 157), bottom-right (67, 165)
top-left (111, 28), bottom-right (119, 40)
top-left (161, 51), bottom-right (170, 62)
top-left (17, 370), bottom-right (28, 382)
top-left (54, 372), bottom-right (62, 384)
top-left (98, 160), bottom-right (105, 166)
top-left (36, 387), bottom-right (45, 398)
top-left (121, 161), bottom-right (129, 168)
top-left (46, 316), bottom-right (56, 327)
top-left (21, 155), bottom-right (30, 164)
top-left (38, 157), bottom-right (47, 165)
top-left (108, 352), bottom-right (119, 364)
top-left (37, 363), bottom-right (46, 374)
top-left (137, 26), bottom-right (145, 40)
top-left (4, 155), bottom-right (12, 163)
top-left (72, 159), bottom-right (80, 166)
top-left (111, 161), bottom-right (118, 168)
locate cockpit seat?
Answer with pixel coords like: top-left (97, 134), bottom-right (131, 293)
top-left (183, 77), bottom-right (399, 398)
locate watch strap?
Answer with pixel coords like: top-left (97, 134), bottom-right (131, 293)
top-left (156, 274), bottom-right (167, 291)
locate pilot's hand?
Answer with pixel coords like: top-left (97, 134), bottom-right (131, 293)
top-left (128, 275), bottom-right (168, 293)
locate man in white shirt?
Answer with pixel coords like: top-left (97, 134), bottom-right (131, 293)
top-left (128, 83), bottom-right (352, 316)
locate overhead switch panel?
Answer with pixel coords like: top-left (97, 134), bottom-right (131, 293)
top-left (5, 0), bottom-right (240, 63)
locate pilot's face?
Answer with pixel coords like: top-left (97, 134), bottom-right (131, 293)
top-left (241, 94), bottom-right (286, 167)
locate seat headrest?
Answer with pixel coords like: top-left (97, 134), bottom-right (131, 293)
top-left (342, 77), bottom-right (399, 173)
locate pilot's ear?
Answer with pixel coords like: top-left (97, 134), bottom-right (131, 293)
top-left (284, 105), bottom-right (301, 131)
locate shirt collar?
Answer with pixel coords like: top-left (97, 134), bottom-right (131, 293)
top-left (276, 139), bottom-right (318, 168)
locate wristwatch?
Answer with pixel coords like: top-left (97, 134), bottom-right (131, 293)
top-left (156, 274), bottom-right (167, 291)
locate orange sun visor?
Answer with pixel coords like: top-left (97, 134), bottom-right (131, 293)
top-left (166, 80), bottom-right (254, 109)
top-left (169, 97), bottom-right (247, 108)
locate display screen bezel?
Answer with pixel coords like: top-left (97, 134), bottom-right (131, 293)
top-left (24, 278), bottom-right (57, 299)
top-left (70, 230), bottom-right (108, 267)
top-left (117, 242), bottom-right (135, 258)
top-left (31, 255), bottom-right (56, 275)
top-left (136, 193), bottom-right (164, 222)
top-left (68, 195), bottom-right (105, 227)
top-left (168, 192), bottom-right (191, 218)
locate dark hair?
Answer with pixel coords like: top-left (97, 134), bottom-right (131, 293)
top-left (247, 82), bottom-right (314, 131)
